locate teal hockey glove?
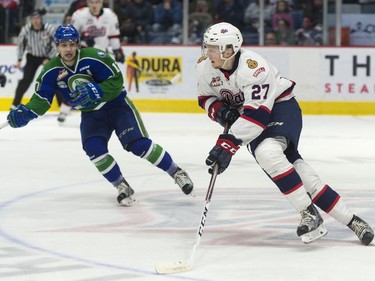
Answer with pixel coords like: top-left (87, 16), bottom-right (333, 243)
top-left (70, 82), bottom-right (103, 108)
top-left (7, 104), bottom-right (37, 128)
top-left (206, 134), bottom-right (242, 174)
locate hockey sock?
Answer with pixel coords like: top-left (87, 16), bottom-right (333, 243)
top-left (312, 186), bottom-right (353, 225)
top-left (293, 159), bottom-right (353, 225)
top-left (127, 138), bottom-right (178, 176)
top-left (91, 153), bottom-right (124, 186)
top-left (255, 138), bottom-right (310, 212)
top-left (84, 137), bottom-right (124, 186)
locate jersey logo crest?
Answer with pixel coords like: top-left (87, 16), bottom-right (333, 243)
top-left (246, 59), bottom-right (258, 69)
top-left (97, 51), bottom-right (106, 58)
top-left (86, 25), bottom-right (106, 37)
top-left (57, 69), bottom-right (68, 81)
top-left (210, 76), bottom-right (223, 87)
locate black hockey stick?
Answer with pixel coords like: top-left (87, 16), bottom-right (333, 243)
top-left (155, 124), bottom-right (229, 274)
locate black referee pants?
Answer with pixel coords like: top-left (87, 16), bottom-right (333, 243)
top-left (12, 54), bottom-right (46, 107)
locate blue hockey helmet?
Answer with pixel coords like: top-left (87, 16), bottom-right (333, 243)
top-left (54, 24), bottom-right (80, 45)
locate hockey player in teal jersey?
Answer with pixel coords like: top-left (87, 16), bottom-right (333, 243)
top-left (7, 24), bottom-right (194, 206)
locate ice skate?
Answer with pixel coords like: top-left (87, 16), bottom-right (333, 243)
top-left (57, 112), bottom-right (68, 123)
top-left (173, 168), bottom-right (194, 196)
top-left (116, 179), bottom-right (136, 207)
top-left (347, 215), bottom-right (374, 245)
top-left (297, 204), bottom-right (328, 244)
top-left (57, 103), bottom-right (71, 124)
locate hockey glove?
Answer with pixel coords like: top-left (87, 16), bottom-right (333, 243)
top-left (69, 82), bottom-right (103, 108)
top-left (219, 106), bottom-right (240, 126)
top-left (209, 101), bottom-right (240, 127)
top-left (113, 48), bottom-right (125, 63)
top-left (206, 134), bottom-right (242, 174)
top-left (81, 32), bottom-right (95, 47)
top-left (7, 104), bottom-right (38, 128)
top-left (0, 73), bottom-right (6, 87)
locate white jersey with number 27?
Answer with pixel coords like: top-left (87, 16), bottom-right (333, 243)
top-left (196, 48), bottom-right (295, 145)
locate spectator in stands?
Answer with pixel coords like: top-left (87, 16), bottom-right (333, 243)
top-left (292, 0), bottom-right (309, 10)
top-left (214, 0), bottom-right (244, 31)
top-left (0, 4), bottom-right (5, 42)
top-left (270, 0), bottom-right (294, 9)
top-left (244, 0), bottom-right (273, 32)
top-left (190, 0), bottom-right (214, 15)
top-left (1, 0), bottom-right (20, 36)
top-left (65, 0), bottom-right (86, 17)
top-left (188, 0), bottom-right (213, 44)
top-left (103, 0), bottom-right (110, 7)
top-left (272, 0), bottom-right (294, 31)
top-left (115, 0), bottom-right (132, 22)
top-left (275, 18), bottom-right (295, 45)
top-left (295, 15), bottom-right (322, 46)
top-left (303, 0), bottom-right (323, 27)
top-left (120, 16), bottom-right (143, 44)
top-left (152, 0), bottom-right (182, 33)
top-left (265, 31), bottom-right (277, 45)
top-left (125, 0), bottom-right (154, 42)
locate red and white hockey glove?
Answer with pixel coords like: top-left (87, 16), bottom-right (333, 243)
top-left (208, 101), bottom-right (240, 127)
top-left (206, 134), bottom-right (242, 174)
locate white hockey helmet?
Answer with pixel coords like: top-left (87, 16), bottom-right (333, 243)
top-left (203, 22), bottom-right (243, 55)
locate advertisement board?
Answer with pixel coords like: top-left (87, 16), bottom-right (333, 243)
top-left (0, 45), bottom-right (374, 114)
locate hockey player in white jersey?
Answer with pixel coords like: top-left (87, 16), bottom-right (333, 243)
top-left (58, 0), bottom-right (125, 123)
top-left (197, 22), bottom-right (374, 245)
top-left (71, 0), bottom-right (124, 60)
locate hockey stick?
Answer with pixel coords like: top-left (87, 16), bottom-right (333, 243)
top-left (155, 125), bottom-right (229, 274)
top-left (0, 121), bottom-right (9, 130)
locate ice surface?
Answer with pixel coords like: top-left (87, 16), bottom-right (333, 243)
top-left (0, 112), bottom-right (374, 281)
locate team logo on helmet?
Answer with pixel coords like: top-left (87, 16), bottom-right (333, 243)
top-left (221, 28), bottom-right (228, 34)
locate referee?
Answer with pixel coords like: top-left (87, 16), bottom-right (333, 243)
top-left (11, 9), bottom-right (57, 108)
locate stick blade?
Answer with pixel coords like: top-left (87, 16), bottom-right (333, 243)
top-left (155, 260), bottom-right (193, 274)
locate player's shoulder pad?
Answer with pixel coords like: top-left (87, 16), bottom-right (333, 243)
top-left (103, 7), bottom-right (117, 16)
top-left (238, 49), bottom-right (268, 78)
top-left (38, 57), bottom-right (62, 79)
top-left (197, 55), bottom-right (207, 64)
top-left (72, 7), bottom-right (89, 17)
top-left (80, 48), bottom-right (110, 59)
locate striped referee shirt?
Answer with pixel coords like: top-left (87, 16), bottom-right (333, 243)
top-left (17, 22), bottom-right (57, 61)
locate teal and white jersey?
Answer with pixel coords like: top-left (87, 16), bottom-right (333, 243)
top-left (26, 47), bottom-right (125, 115)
